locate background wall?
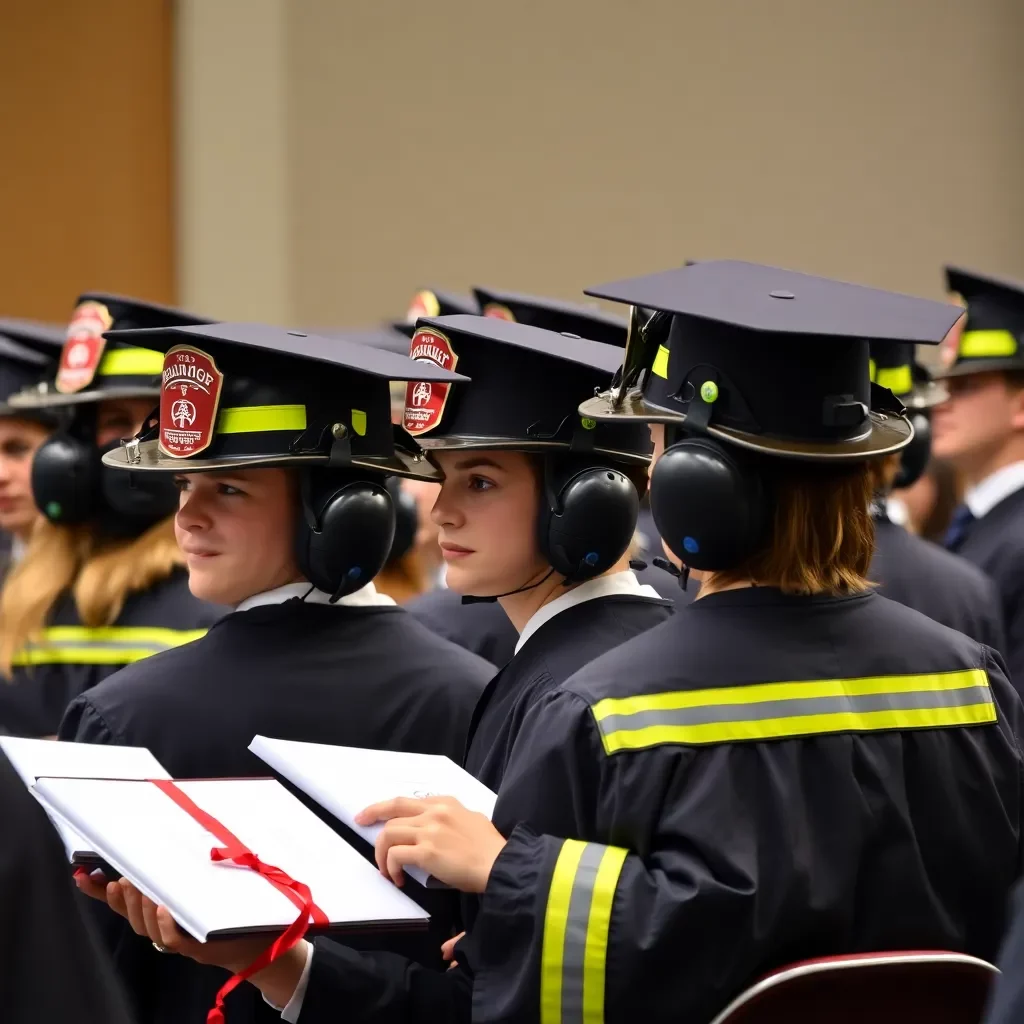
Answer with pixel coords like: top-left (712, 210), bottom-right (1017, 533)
top-left (0, 0), bottom-right (174, 320)
top-left (283, 0), bottom-right (1024, 325)
top-left (3, 0), bottom-right (1023, 326)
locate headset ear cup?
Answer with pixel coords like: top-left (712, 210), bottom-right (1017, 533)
top-left (539, 457), bottom-right (640, 581)
top-left (650, 438), bottom-right (770, 571)
top-left (893, 412), bottom-right (931, 490)
top-left (30, 433), bottom-right (101, 525)
top-left (295, 469), bottom-right (396, 599)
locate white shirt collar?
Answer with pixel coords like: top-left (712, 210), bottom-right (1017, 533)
top-left (514, 570), bottom-right (662, 655)
top-left (883, 496), bottom-right (910, 527)
top-left (235, 580), bottom-right (396, 613)
top-left (10, 535), bottom-right (26, 565)
top-left (965, 460), bottom-right (1024, 519)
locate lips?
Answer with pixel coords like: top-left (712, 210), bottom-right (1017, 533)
top-left (440, 542), bottom-right (474, 558)
top-left (181, 547), bottom-right (219, 558)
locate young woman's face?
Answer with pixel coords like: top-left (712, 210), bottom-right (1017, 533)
top-left (429, 449), bottom-right (546, 596)
top-left (0, 417), bottom-right (51, 537)
top-left (173, 468), bottom-right (303, 605)
top-left (95, 398), bottom-right (158, 449)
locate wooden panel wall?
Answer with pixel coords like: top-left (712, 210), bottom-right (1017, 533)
top-left (0, 0), bottom-right (174, 321)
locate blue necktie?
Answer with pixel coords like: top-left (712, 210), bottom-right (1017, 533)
top-left (943, 503), bottom-right (976, 551)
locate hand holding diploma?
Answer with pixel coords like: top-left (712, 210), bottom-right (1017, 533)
top-left (356, 795), bottom-right (507, 893)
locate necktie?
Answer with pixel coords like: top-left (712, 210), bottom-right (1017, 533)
top-left (943, 503), bottom-right (976, 551)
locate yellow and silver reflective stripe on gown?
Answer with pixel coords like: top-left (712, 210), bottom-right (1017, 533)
top-left (12, 625), bottom-right (208, 666)
top-left (541, 839), bottom-right (627, 1024)
top-left (591, 668), bottom-right (995, 753)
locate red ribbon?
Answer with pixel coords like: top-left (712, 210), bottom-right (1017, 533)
top-left (151, 779), bottom-right (328, 1024)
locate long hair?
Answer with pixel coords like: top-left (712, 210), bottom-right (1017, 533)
top-left (0, 517), bottom-right (184, 677)
top-left (710, 459), bottom-right (876, 596)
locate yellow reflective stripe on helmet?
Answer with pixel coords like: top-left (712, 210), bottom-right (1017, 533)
top-left (215, 404), bottom-right (307, 435)
top-left (959, 329), bottom-right (1018, 358)
top-left (11, 625), bottom-right (207, 667)
top-left (874, 364), bottom-right (912, 395)
top-left (97, 347), bottom-right (165, 377)
top-left (541, 840), bottom-right (627, 1024)
top-left (651, 345), bottom-right (670, 380)
top-left (592, 668), bottom-right (994, 752)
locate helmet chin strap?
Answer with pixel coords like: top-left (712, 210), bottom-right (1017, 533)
top-left (460, 568), bottom-right (558, 605)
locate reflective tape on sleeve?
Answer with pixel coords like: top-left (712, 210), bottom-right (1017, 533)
top-left (591, 668), bottom-right (995, 753)
top-left (12, 625), bottom-right (207, 667)
top-left (541, 839), bottom-right (627, 1024)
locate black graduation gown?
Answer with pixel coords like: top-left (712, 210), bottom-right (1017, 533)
top-left (406, 589), bottom-right (520, 667)
top-left (871, 513), bottom-right (1006, 651)
top-left (984, 881), bottom-right (1024, 1023)
top-left (949, 487), bottom-right (1024, 690)
top-left (0, 749), bottom-right (133, 1024)
top-left (0, 568), bottom-right (221, 737)
top-left (291, 592), bottom-right (672, 1023)
top-left (295, 589), bottom-right (1024, 1024)
top-left (59, 598), bottom-right (493, 1024)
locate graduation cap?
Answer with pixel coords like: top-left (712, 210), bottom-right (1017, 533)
top-left (472, 287), bottom-right (627, 347)
top-left (578, 260), bottom-right (964, 461)
top-left (869, 340), bottom-right (947, 410)
top-left (938, 266), bottom-right (1024, 378)
top-left (0, 319), bottom-right (66, 416)
top-left (407, 289), bottom-right (479, 319)
top-left (100, 322), bottom-right (467, 481)
top-left (402, 314), bottom-right (650, 463)
top-left (8, 294), bottom-right (212, 410)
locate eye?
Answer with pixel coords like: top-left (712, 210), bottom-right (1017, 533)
top-left (1, 441), bottom-right (30, 458)
top-left (217, 482), bottom-right (244, 496)
top-left (173, 476), bottom-right (191, 492)
top-left (468, 475), bottom-right (496, 492)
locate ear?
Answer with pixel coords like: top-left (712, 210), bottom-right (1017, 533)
top-left (1011, 381), bottom-right (1024, 431)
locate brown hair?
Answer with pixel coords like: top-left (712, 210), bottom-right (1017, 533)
top-left (709, 458), bottom-right (876, 596)
top-left (373, 549), bottom-right (432, 604)
top-left (0, 517), bottom-right (184, 677)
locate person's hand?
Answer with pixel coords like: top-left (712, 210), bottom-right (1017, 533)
top-left (441, 930), bottom-right (464, 970)
top-left (110, 878), bottom-right (274, 972)
top-left (355, 796), bottom-right (506, 893)
top-left (73, 874), bottom-right (309, 1006)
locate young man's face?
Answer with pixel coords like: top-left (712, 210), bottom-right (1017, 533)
top-left (931, 372), bottom-right (1024, 471)
top-left (173, 468), bottom-right (302, 605)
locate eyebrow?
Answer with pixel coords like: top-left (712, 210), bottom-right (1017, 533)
top-left (451, 456), bottom-right (505, 472)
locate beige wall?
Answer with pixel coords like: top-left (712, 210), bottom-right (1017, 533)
top-left (177, 0), bottom-right (1024, 325)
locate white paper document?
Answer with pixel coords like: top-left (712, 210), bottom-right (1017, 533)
top-left (249, 735), bottom-right (498, 885)
top-left (32, 776), bottom-right (429, 942)
top-left (0, 736), bottom-right (170, 861)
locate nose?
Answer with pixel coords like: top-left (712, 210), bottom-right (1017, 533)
top-left (174, 485), bottom-right (212, 532)
top-left (430, 479), bottom-right (463, 529)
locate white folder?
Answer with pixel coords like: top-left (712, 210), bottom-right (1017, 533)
top-left (33, 776), bottom-right (430, 942)
top-left (249, 735), bottom-right (498, 886)
top-left (0, 735), bottom-right (170, 862)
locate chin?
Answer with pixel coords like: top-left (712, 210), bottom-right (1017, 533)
top-left (443, 565), bottom-right (493, 597)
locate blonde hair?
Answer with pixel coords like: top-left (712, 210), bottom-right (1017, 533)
top-left (0, 517), bottom-right (184, 677)
top-left (709, 459), bottom-right (876, 597)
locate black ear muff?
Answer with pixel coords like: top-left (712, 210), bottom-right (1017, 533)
top-left (384, 476), bottom-right (418, 565)
top-left (31, 432), bottom-right (101, 524)
top-left (538, 455), bottom-right (640, 582)
top-left (894, 412), bottom-right (931, 490)
top-left (295, 468), bottom-right (396, 600)
top-left (98, 439), bottom-right (179, 537)
top-left (650, 437), bottom-right (771, 571)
